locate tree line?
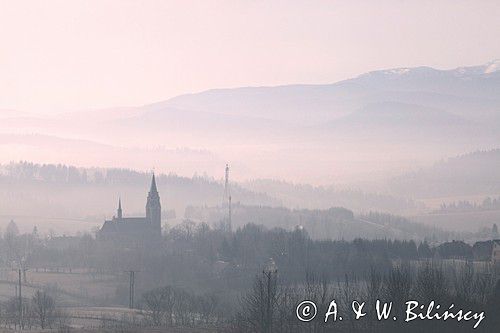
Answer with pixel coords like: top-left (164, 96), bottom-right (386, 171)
top-left (1, 219), bottom-right (499, 332)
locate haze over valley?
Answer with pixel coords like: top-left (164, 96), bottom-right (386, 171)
top-left (3, 3), bottom-right (500, 332)
top-left (2, 60), bottom-right (499, 184)
top-left (1, 61), bottom-right (500, 237)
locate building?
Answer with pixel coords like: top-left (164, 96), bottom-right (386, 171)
top-left (492, 240), bottom-right (500, 264)
top-left (98, 174), bottom-right (162, 244)
top-left (490, 239), bottom-right (500, 276)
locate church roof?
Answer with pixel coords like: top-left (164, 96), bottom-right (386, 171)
top-left (120, 217), bottom-right (148, 223)
top-left (101, 220), bottom-right (117, 232)
top-left (100, 217), bottom-right (150, 234)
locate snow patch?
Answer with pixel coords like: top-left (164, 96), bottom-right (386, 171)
top-left (484, 59), bottom-right (500, 74)
top-left (387, 68), bottom-right (410, 75)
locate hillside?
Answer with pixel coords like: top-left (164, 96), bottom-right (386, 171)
top-left (156, 60), bottom-right (500, 125)
top-left (0, 162), bottom-right (278, 234)
top-left (0, 162), bottom-right (429, 234)
top-left (242, 178), bottom-right (420, 214)
top-left (388, 149), bottom-right (500, 198)
top-left (185, 204), bottom-right (456, 241)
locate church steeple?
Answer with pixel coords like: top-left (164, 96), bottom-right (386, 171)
top-left (117, 198), bottom-right (122, 219)
top-left (150, 173), bottom-right (158, 195)
top-left (146, 173), bottom-right (161, 233)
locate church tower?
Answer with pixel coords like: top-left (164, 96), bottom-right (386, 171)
top-left (146, 174), bottom-right (161, 233)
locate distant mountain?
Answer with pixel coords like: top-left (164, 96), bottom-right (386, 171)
top-left (91, 60), bottom-right (495, 183)
top-left (330, 102), bottom-right (467, 127)
top-left (319, 101), bottom-right (492, 145)
top-left (1, 60), bottom-right (499, 184)
top-left (388, 149), bottom-right (500, 198)
top-left (152, 59), bottom-right (500, 125)
top-left (350, 60), bottom-right (500, 101)
top-left (140, 60), bottom-right (500, 155)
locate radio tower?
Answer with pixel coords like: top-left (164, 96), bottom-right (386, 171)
top-left (224, 164), bottom-right (232, 232)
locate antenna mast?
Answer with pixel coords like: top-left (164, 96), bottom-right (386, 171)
top-left (224, 164), bottom-right (230, 200)
top-left (224, 164), bottom-right (232, 232)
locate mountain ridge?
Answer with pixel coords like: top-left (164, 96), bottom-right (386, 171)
top-left (146, 59), bottom-right (500, 126)
top-left (1, 60), bottom-right (499, 184)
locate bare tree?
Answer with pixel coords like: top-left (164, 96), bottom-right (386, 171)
top-left (304, 269), bottom-right (333, 332)
top-left (338, 274), bottom-right (360, 332)
top-left (55, 309), bottom-right (72, 333)
top-left (473, 272), bottom-right (495, 305)
top-left (238, 270), bottom-right (280, 333)
top-left (453, 262), bottom-right (474, 304)
top-left (143, 288), bottom-right (166, 326)
top-left (197, 293), bottom-right (220, 325)
top-left (142, 286), bottom-right (175, 327)
top-left (383, 265), bottom-right (412, 331)
top-left (31, 290), bottom-right (56, 329)
top-left (5, 296), bottom-right (31, 330)
top-left (414, 264), bottom-right (448, 302)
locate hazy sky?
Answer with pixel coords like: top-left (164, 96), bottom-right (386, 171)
top-left (1, 0), bottom-right (500, 113)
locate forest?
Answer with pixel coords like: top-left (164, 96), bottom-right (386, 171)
top-left (0, 219), bottom-right (498, 332)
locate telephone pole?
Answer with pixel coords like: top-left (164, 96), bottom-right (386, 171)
top-left (127, 270), bottom-right (136, 309)
top-left (263, 258), bottom-right (278, 333)
top-left (18, 268), bottom-right (22, 329)
top-left (13, 261), bottom-right (27, 329)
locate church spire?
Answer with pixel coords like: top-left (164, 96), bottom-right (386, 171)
top-left (117, 197), bottom-right (122, 219)
top-left (150, 173), bottom-right (158, 195)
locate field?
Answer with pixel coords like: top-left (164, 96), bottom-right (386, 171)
top-left (0, 269), bottom-right (123, 307)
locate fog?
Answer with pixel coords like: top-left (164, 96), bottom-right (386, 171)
top-left (1, 23), bottom-right (500, 332)
top-left (0, 89), bottom-right (499, 333)
top-left (2, 61), bottom-right (499, 186)
top-left (3, 0), bottom-right (500, 330)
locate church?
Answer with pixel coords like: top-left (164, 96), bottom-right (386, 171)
top-left (98, 174), bottom-right (162, 243)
